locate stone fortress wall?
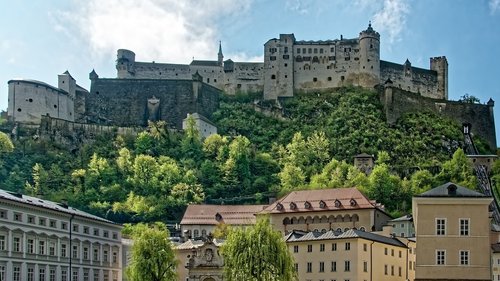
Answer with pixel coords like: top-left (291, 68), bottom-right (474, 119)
top-left (7, 72), bottom-right (83, 124)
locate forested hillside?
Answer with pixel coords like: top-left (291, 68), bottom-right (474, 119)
top-left (0, 87), bottom-right (489, 222)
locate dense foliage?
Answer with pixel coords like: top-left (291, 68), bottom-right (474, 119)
top-left (221, 217), bottom-right (297, 281)
top-left (0, 87), bottom-right (489, 223)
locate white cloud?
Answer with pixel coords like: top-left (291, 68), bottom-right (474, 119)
top-left (371, 0), bottom-right (410, 44)
top-left (286, 0), bottom-right (312, 15)
top-left (55, 0), bottom-right (252, 63)
top-left (0, 40), bottom-right (22, 65)
top-left (490, 0), bottom-right (500, 14)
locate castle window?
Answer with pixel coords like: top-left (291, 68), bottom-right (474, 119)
top-left (327, 77), bottom-right (332, 81)
top-left (297, 48), bottom-right (301, 54)
top-left (284, 47), bottom-right (288, 53)
top-left (330, 47), bottom-right (335, 52)
top-left (237, 84), bottom-right (242, 88)
top-left (283, 55), bottom-right (289, 59)
top-left (354, 57), bottom-right (359, 61)
top-left (320, 49), bottom-right (324, 54)
top-left (271, 75), bottom-right (276, 80)
top-left (335, 199), bottom-right (342, 208)
top-left (308, 48), bottom-right (312, 54)
top-left (214, 79), bottom-right (217, 82)
top-left (54, 105), bottom-right (57, 108)
top-left (304, 201), bottom-right (312, 209)
top-left (290, 202), bottom-right (297, 210)
top-left (28, 98), bottom-right (33, 102)
top-left (270, 56), bottom-right (276, 61)
top-left (319, 200), bottom-right (326, 208)
top-left (313, 77), bottom-right (317, 82)
top-left (285, 75), bottom-right (288, 78)
top-left (95, 91), bottom-right (99, 95)
top-left (370, 44), bottom-right (373, 49)
top-left (345, 57), bottom-right (350, 61)
top-left (17, 108), bottom-right (21, 112)
top-left (312, 56), bottom-right (319, 63)
top-left (276, 203), bottom-right (284, 211)
top-left (207, 78), bottom-right (210, 83)
top-left (302, 48), bottom-right (306, 53)
top-left (314, 48), bottom-right (318, 54)
top-left (159, 72), bottom-right (162, 75)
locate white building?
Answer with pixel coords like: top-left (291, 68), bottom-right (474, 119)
top-left (0, 189), bottom-right (123, 281)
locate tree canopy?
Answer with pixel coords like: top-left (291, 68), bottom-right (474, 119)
top-left (126, 223), bottom-right (177, 281)
top-left (221, 217), bottom-right (297, 281)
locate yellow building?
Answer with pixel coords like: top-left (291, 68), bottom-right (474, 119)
top-left (285, 229), bottom-right (416, 281)
top-left (260, 187), bottom-right (392, 234)
top-left (412, 182), bottom-right (492, 281)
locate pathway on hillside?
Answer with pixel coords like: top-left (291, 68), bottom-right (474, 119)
top-left (463, 123), bottom-right (500, 224)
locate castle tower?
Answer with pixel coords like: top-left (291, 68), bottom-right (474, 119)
top-left (58, 70), bottom-right (76, 99)
top-left (218, 41), bottom-right (224, 67)
top-left (358, 22), bottom-right (380, 87)
top-left (263, 34), bottom-right (295, 100)
top-left (430, 56), bottom-right (448, 100)
top-left (116, 49), bottom-right (136, 78)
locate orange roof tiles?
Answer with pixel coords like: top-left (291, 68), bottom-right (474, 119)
top-left (261, 187), bottom-right (380, 214)
top-left (180, 204), bottom-right (268, 226)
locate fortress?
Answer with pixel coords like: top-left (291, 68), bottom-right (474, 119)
top-left (5, 24), bottom-right (496, 149)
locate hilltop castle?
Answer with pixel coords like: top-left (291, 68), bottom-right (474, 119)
top-left (114, 23), bottom-right (448, 100)
top-left (7, 24), bottom-right (496, 149)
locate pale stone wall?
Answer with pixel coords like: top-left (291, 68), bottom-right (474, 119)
top-left (8, 80), bottom-right (75, 124)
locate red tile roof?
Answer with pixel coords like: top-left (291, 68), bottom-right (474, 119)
top-left (261, 187), bottom-right (381, 214)
top-left (180, 204), bottom-right (268, 226)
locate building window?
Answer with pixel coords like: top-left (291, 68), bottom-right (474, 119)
top-left (49, 269), bottom-right (56, 281)
top-left (39, 268), bottom-right (45, 281)
top-left (73, 245), bottom-right (79, 259)
top-left (13, 266), bottom-right (21, 281)
top-left (363, 261), bottom-right (368, 272)
top-left (0, 210), bottom-right (6, 219)
top-left (112, 232), bottom-right (118, 240)
top-left (193, 230), bottom-right (199, 238)
top-left (384, 248), bottom-right (388, 255)
top-left (0, 265), bottom-right (4, 281)
top-left (113, 251), bottom-right (118, 263)
top-left (391, 249), bottom-right (394, 256)
top-left (313, 77), bottom-right (317, 82)
top-left (331, 261), bottom-right (337, 272)
top-left (332, 243), bottom-right (337, 251)
top-left (84, 247), bottom-right (89, 260)
top-left (94, 270), bottom-right (100, 281)
top-left (344, 260), bottom-right (350, 272)
top-left (319, 261), bottom-right (325, 272)
top-left (13, 237), bottom-right (21, 252)
top-left (104, 250), bottom-right (109, 262)
top-left (61, 244), bottom-right (67, 257)
top-left (345, 242), bottom-right (350, 251)
top-left (13, 212), bottom-right (22, 222)
top-left (436, 250), bottom-right (446, 265)
top-left (460, 219), bottom-right (469, 236)
top-left (49, 242), bottom-right (55, 256)
top-left (294, 263), bottom-right (298, 272)
top-left (384, 264), bottom-right (388, 275)
top-left (460, 250), bottom-right (469, 265)
top-left (28, 239), bottom-right (35, 254)
top-left (398, 266), bottom-right (402, 276)
top-left (436, 218), bottom-right (446, 235)
top-left (27, 268), bottom-right (34, 281)
top-left (320, 244), bottom-right (325, 252)
top-left (73, 271), bottom-right (78, 281)
top-left (271, 74), bottom-right (276, 80)
top-left (293, 245), bottom-right (299, 253)
top-left (84, 271), bottom-right (89, 281)
top-left (61, 269), bottom-right (67, 281)
top-left (73, 224), bottom-right (79, 232)
top-left (84, 227), bottom-right (90, 234)
top-left (94, 248), bottom-right (100, 261)
top-left (307, 262), bottom-right (312, 273)
top-left (28, 215), bottom-right (35, 224)
top-left (307, 244), bottom-right (312, 252)
top-left (39, 217), bottom-right (46, 226)
top-left (104, 231), bottom-right (109, 238)
top-left (61, 222), bottom-right (68, 230)
top-left (0, 235), bottom-right (5, 251)
top-left (391, 265), bottom-right (394, 275)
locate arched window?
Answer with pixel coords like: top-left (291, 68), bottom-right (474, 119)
top-left (193, 230), bottom-right (199, 238)
top-left (276, 203), bottom-right (284, 211)
top-left (360, 227), bottom-right (366, 232)
top-left (201, 229), bottom-right (207, 237)
top-left (271, 74), bottom-right (276, 80)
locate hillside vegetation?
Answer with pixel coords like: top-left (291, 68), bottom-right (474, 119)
top-left (0, 87), bottom-right (484, 221)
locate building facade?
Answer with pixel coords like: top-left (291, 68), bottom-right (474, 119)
top-left (260, 187), bottom-right (393, 234)
top-left (412, 182), bottom-right (492, 281)
top-left (286, 229), bottom-right (416, 281)
top-left (388, 215), bottom-right (415, 238)
top-left (0, 189), bottom-right (122, 281)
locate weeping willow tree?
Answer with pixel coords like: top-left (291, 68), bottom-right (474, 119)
top-left (126, 224), bottom-right (177, 281)
top-left (221, 217), bottom-right (297, 281)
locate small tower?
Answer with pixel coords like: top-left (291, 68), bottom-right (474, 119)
top-left (218, 41), bottom-right (224, 67)
top-left (58, 70), bottom-right (76, 99)
top-left (430, 56), bottom-right (448, 100)
top-left (404, 59), bottom-right (412, 76)
top-left (116, 49), bottom-right (136, 78)
top-left (358, 22), bottom-right (381, 87)
top-left (89, 69), bottom-right (99, 81)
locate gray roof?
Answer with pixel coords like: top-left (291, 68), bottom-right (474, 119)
top-left (381, 60), bottom-right (437, 76)
top-left (389, 214), bottom-right (413, 222)
top-left (190, 60), bottom-right (220, 67)
top-left (416, 182), bottom-right (488, 198)
top-left (0, 189), bottom-right (119, 225)
top-left (285, 229), bottom-right (407, 248)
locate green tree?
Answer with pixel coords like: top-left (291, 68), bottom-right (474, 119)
top-left (0, 132), bottom-right (14, 153)
top-left (126, 224), bottom-right (177, 281)
top-left (180, 114), bottom-right (203, 161)
top-left (221, 217), bottom-right (297, 281)
top-left (437, 148), bottom-right (477, 189)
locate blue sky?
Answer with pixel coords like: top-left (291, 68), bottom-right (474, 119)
top-left (1, 0), bottom-right (499, 147)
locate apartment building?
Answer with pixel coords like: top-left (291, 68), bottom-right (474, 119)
top-left (412, 182), bottom-right (492, 281)
top-left (285, 229), bottom-right (416, 281)
top-left (0, 189), bottom-right (122, 281)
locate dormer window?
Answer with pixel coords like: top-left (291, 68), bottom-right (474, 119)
top-left (304, 201), bottom-right (311, 209)
top-left (290, 202), bottom-right (297, 210)
top-left (350, 199), bottom-right (357, 207)
top-left (276, 203), bottom-right (284, 211)
top-left (319, 200), bottom-right (326, 208)
top-left (215, 213), bottom-right (223, 222)
top-left (334, 199), bottom-right (342, 208)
